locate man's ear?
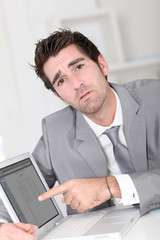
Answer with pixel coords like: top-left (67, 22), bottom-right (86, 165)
top-left (98, 54), bottom-right (109, 76)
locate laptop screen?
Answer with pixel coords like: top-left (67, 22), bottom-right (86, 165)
top-left (0, 158), bottom-right (59, 227)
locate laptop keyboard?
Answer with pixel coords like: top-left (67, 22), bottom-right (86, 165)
top-left (43, 210), bottom-right (108, 239)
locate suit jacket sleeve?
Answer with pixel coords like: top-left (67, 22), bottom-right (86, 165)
top-left (116, 79), bottom-right (160, 216)
top-left (32, 118), bottom-right (57, 188)
top-left (130, 169), bottom-right (160, 215)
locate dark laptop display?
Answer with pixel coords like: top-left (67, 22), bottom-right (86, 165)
top-left (0, 158), bottom-right (58, 227)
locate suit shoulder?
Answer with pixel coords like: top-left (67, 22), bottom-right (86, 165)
top-left (44, 106), bottom-right (75, 121)
top-left (124, 79), bottom-right (160, 106)
top-left (43, 106), bottom-right (76, 128)
top-left (124, 79), bottom-right (160, 93)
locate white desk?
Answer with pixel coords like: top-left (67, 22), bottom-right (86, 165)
top-left (124, 208), bottom-right (160, 240)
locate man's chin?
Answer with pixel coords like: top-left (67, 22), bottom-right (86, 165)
top-left (79, 105), bottom-right (101, 115)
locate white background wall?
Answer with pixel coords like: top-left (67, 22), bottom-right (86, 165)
top-left (98, 0), bottom-right (160, 61)
top-left (0, 0), bottom-right (160, 159)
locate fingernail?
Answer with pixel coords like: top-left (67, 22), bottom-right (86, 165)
top-left (38, 196), bottom-right (43, 201)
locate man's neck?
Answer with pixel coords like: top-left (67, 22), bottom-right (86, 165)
top-left (84, 86), bottom-right (117, 127)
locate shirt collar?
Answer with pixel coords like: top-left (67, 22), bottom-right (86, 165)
top-left (83, 89), bottom-right (123, 137)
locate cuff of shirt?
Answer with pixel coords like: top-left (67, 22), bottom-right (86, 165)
top-left (114, 174), bottom-right (140, 205)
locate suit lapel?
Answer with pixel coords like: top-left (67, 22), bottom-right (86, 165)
top-left (75, 111), bottom-right (108, 177)
top-left (75, 82), bottom-right (148, 175)
top-left (111, 83), bottom-right (148, 172)
top-left (123, 111), bottom-right (148, 171)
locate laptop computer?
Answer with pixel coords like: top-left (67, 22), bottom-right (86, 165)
top-left (0, 153), bottom-right (140, 239)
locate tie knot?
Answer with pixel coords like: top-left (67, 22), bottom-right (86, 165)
top-left (104, 126), bottom-right (119, 146)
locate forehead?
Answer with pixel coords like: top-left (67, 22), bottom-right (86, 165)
top-left (45, 44), bottom-right (87, 67)
top-left (43, 44), bottom-right (88, 79)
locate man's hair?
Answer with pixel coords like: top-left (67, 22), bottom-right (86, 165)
top-left (34, 29), bottom-right (101, 92)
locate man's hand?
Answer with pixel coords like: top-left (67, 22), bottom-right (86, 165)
top-left (38, 177), bottom-right (121, 213)
top-left (0, 222), bottom-right (38, 240)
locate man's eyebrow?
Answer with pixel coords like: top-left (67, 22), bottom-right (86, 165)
top-left (52, 70), bottom-right (61, 85)
top-left (68, 57), bottom-right (85, 68)
top-left (52, 57), bottom-right (85, 85)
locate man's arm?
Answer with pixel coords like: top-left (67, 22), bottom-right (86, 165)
top-left (38, 176), bottom-right (121, 213)
top-left (130, 168), bottom-right (160, 215)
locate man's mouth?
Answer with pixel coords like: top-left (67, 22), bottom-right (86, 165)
top-left (80, 91), bottom-right (92, 100)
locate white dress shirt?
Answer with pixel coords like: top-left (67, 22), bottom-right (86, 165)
top-left (83, 89), bottom-right (140, 206)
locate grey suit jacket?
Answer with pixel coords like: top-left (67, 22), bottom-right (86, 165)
top-left (1, 79), bottom-right (160, 221)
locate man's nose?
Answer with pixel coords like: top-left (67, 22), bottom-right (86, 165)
top-left (71, 77), bottom-right (84, 90)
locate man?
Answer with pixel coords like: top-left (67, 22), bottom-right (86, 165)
top-left (0, 29), bottom-right (160, 239)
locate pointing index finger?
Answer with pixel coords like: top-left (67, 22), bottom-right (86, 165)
top-left (38, 183), bottom-right (68, 201)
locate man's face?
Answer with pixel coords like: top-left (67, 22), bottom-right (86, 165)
top-left (43, 44), bottom-right (109, 116)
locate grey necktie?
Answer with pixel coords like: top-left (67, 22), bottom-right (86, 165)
top-left (104, 126), bottom-right (135, 174)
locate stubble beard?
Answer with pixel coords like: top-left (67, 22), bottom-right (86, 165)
top-left (76, 93), bottom-right (107, 116)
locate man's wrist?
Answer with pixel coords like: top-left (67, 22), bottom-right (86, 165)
top-left (106, 176), bottom-right (122, 199)
top-left (105, 176), bottom-right (114, 200)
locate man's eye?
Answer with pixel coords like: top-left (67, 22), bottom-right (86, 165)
top-left (57, 78), bottom-right (65, 86)
top-left (76, 64), bottom-right (84, 71)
